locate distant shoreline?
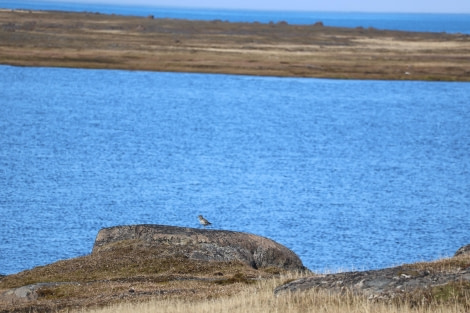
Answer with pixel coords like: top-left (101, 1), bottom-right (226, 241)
top-left (1, 9), bottom-right (469, 81)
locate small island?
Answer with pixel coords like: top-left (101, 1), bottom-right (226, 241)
top-left (0, 9), bottom-right (469, 81)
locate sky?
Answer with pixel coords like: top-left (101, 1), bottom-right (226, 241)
top-left (53, 0), bottom-right (470, 13)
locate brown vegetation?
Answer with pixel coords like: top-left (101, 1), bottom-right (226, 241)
top-left (84, 274), bottom-right (470, 313)
top-left (1, 246), bottom-right (469, 313)
top-left (1, 9), bottom-right (469, 80)
top-left (0, 245), bottom-right (285, 312)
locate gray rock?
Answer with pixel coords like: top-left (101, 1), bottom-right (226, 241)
top-left (455, 244), bottom-right (470, 256)
top-left (274, 264), bottom-right (470, 300)
top-left (92, 224), bottom-right (306, 271)
top-left (275, 244), bottom-right (470, 298)
top-left (0, 282), bottom-right (75, 304)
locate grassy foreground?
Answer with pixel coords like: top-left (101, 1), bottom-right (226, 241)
top-left (81, 269), bottom-right (469, 313)
top-left (1, 248), bottom-right (469, 312)
top-left (1, 9), bottom-right (470, 80)
top-left (79, 255), bottom-right (470, 313)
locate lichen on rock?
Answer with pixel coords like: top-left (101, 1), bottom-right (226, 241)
top-left (92, 224), bottom-right (306, 271)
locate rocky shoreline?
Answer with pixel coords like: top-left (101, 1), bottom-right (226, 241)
top-left (1, 9), bottom-right (469, 81)
top-left (1, 225), bottom-right (469, 312)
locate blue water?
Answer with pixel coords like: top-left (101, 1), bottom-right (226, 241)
top-left (1, 65), bottom-right (469, 275)
top-left (2, 0), bottom-right (470, 33)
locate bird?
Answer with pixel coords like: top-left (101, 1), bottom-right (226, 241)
top-left (198, 215), bottom-right (211, 228)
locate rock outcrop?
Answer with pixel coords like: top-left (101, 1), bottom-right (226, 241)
top-left (455, 244), bottom-right (470, 256)
top-left (92, 224), bottom-right (306, 271)
top-left (0, 225), bottom-right (305, 310)
top-left (274, 244), bottom-right (470, 301)
top-left (275, 265), bottom-right (470, 298)
top-left (1, 282), bottom-right (76, 304)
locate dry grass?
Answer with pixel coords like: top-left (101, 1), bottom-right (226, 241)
top-left (1, 250), bottom-right (469, 312)
top-left (1, 9), bottom-right (469, 80)
top-left (78, 272), bottom-right (469, 313)
top-left (404, 255), bottom-right (470, 274)
top-left (0, 245), bottom-right (286, 312)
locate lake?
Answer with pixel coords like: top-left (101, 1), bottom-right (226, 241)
top-left (0, 65), bottom-right (469, 274)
